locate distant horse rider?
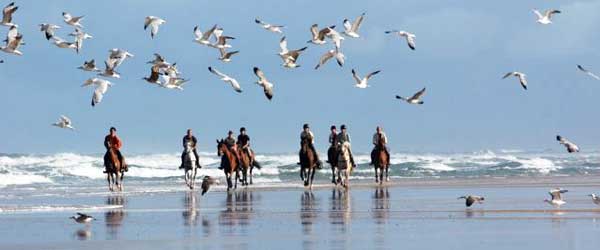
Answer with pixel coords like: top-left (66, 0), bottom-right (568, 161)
top-left (329, 125), bottom-right (338, 148)
top-left (299, 123), bottom-right (322, 168)
top-left (179, 129), bottom-right (201, 169)
top-left (371, 126), bottom-right (390, 167)
top-left (237, 127), bottom-right (261, 168)
top-left (104, 127), bottom-right (127, 173)
top-left (219, 130), bottom-right (240, 170)
top-left (336, 125), bottom-right (356, 168)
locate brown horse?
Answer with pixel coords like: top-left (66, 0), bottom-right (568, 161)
top-left (299, 139), bottom-right (317, 188)
top-left (104, 148), bottom-right (124, 191)
top-left (237, 148), bottom-right (254, 186)
top-left (217, 139), bottom-right (239, 191)
top-left (373, 140), bottom-right (389, 184)
top-left (327, 144), bottom-right (339, 184)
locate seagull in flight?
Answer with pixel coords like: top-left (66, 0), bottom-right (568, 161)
top-left (208, 67), bottom-right (242, 93)
top-left (308, 24), bottom-right (334, 45)
top-left (385, 30), bottom-right (416, 50)
top-left (98, 60), bottom-right (120, 79)
top-left (343, 12), bottom-right (365, 38)
top-left (502, 71), bottom-right (528, 90)
top-left (533, 9), bottom-right (561, 25)
top-left (556, 135), bottom-right (579, 153)
top-left (255, 18), bottom-right (284, 34)
top-left (78, 59), bottom-right (100, 72)
top-left (458, 195), bottom-right (484, 207)
top-left (108, 48), bottom-right (134, 68)
top-left (396, 88), bottom-right (426, 105)
top-left (39, 23), bottom-right (60, 40)
top-left (193, 24), bottom-right (217, 46)
top-left (69, 28), bottom-right (92, 53)
top-left (278, 37), bottom-right (307, 68)
top-left (589, 194), bottom-right (600, 205)
top-left (1, 25), bottom-right (23, 56)
top-left (325, 28), bottom-right (344, 49)
top-left (253, 67), bottom-right (274, 100)
top-left (70, 213), bottom-right (96, 224)
top-left (210, 35), bottom-right (235, 49)
top-left (1, 2), bottom-right (18, 27)
top-left (544, 188), bottom-right (568, 207)
top-left (218, 48), bottom-right (239, 63)
top-left (51, 36), bottom-right (78, 51)
top-left (81, 78), bottom-right (113, 107)
top-left (160, 74), bottom-right (189, 90)
top-left (315, 48), bottom-right (345, 69)
top-left (577, 65), bottom-right (600, 80)
top-left (62, 12), bottom-right (84, 28)
top-left (52, 115), bottom-right (74, 130)
top-left (352, 69), bottom-right (380, 88)
top-left (201, 176), bottom-right (219, 196)
top-left (143, 63), bottom-right (167, 85)
top-left (144, 16), bottom-right (166, 39)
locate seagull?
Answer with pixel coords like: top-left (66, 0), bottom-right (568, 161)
top-left (193, 24), bottom-right (217, 46)
top-left (70, 213), bottom-right (96, 224)
top-left (577, 65), bottom-right (600, 80)
top-left (77, 59), bottom-right (100, 72)
top-left (385, 30), bottom-right (416, 50)
top-left (253, 67), bottom-right (274, 100)
top-left (144, 16), bottom-right (166, 39)
top-left (1, 2), bottom-right (18, 27)
top-left (352, 69), bottom-right (380, 88)
top-left (143, 64), bottom-right (167, 85)
top-left (315, 48), bottom-right (345, 69)
top-left (208, 67), bottom-right (242, 93)
top-left (218, 48), bottom-right (239, 62)
top-left (146, 53), bottom-right (169, 65)
top-left (108, 48), bottom-right (134, 68)
top-left (39, 23), bottom-right (60, 40)
top-left (533, 9), bottom-right (561, 25)
top-left (556, 135), bottom-right (579, 153)
top-left (458, 195), bottom-right (485, 207)
top-left (396, 88), bottom-right (426, 104)
top-left (325, 28), bottom-right (344, 49)
top-left (278, 37), bottom-right (307, 68)
top-left (343, 12), bottom-right (365, 38)
top-left (1, 25), bottom-right (23, 56)
top-left (62, 12), bottom-right (84, 28)
top-left (52, 115), bottom-right (74, 130)
top-left (502, 71), bottom-right (528, 90)
top-left (201, 176), bottom-right (219, 196)
top-left (255, 18), bottom-right (284, 34)
top-left (589, 194), bottom-right (600, 205)
top-left (210, 35), bottom-right (235, 49)
top-left (51, 37), bottom-right (77, 51)
top-left (81, 78), bottom-right (112, 107)
top-left (98, 60), bottom-right (120, 79)
top-left (308, 24), bottom-right (334, 45)
top-left (69, 28), bottom-right (92, 53)
top-left (544, 188), bottom-right (568, 207)
top-left (159, 74), bottom-right (189, 90)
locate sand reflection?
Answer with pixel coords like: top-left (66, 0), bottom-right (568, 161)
top-left (300, 191), bottom-right (319, 233)
top-left (182, 191), bottom-right (199, 226)
top-left (105, 194), bottom-right (125, 240)
top-left (219, 190), bottom-right (258, 227)
top-left (372, 187), bottom-right (390, 224)
top-left (329, 188), bottom-right (351, 228)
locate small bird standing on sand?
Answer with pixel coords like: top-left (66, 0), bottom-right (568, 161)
top-left (544, 188), bottom-right (568, 207)
top-left (556, 135), bottom-right (579, 153)
top-left (502, 71), bottom-right (528, 90)
top-left (396, 88), bottom-right (426, 105)
top-left (70, 213), bottom-right (96, 224)
top-left (532, 9), bottom-right (561, 25)
top-left (201, 176), bottom-right (219, 196)
top-left (589, 194), bottom-right (600, 205)
top-left (458, 195), bottom-right (485, 207)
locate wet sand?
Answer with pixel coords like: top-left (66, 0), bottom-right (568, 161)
top-left (2, 177), bottom-right (600, 250)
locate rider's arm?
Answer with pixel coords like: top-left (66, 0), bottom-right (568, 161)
top-left (373, 134), bottom-right (378, 145)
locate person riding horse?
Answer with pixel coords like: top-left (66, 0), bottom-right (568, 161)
top-left (219, 130), bottom-right (240, 170)
top-left (329, 125), bottom-right (339, 148)
top-left (103, 127), bottom-right (127, 173)
top-left (237, 127), bottom-right (261, 169)
top-left (179, 129), bottom-right (200, 169)
top-left (336, 125), bottom-right (356, 168)
top-left (371, 126), bottom-right (390, 167)
top-left (299, 124), bottom-right (322, 168)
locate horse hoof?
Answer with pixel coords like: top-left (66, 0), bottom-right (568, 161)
top-left (386, 177), bottom-right (390, 182)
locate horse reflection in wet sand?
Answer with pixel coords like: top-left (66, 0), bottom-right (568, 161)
top-left (182, 191), bottom-right (199, 226)
top-left (105, 195), bottom-right (126, 239)
top-left (372, 187), bottom-right (390, 224)
top-left (219, 190), bottom-right (257, 227)
top-left (300, 191), bottom-right (318, 233)
top-left (329, 189), bottom-right (352, 227)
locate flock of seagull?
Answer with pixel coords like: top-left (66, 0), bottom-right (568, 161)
top-left (461, 188), bottom-right (600, 208)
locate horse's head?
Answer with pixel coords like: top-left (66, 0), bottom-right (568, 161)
top-left (216, 139), bottom-right (225, 156)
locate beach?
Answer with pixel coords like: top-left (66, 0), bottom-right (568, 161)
top-left (2, 176), bottom-right (600, 250)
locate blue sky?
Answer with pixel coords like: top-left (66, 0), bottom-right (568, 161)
top-left (1, 0), bottom-right (600, 154)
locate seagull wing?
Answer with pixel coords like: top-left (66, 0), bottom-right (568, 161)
top-left (263, 82), bottom-right (273, 100)
top-left (310, 24), bottom-right (318, 38)
top-left (208, 66), bottom-right (227, 78)
top-left (202, 24), bottom-right (217, 41)
top-left (315, 50), bottom-right (334, 69)
top-left (279, 36), bottom-right (288, 54)
top-left (411, 88), bottom-right (426, 100)
top-left (253, 67), bottom-right (267, 82)
top-left (517, 74), bottom-right (528, 90)
top-left (351, 13), bottom-right (365, 32)
top-left (351, 69), bottom-right (361, 83)
top-left (365, 70), bottom-right (381, 80)
top-left (343, 19), bottom-right (352, 32)
top-left (532, 9), bottom-right (543, 19)
top-left (405, 34), bottom-right (416, 50)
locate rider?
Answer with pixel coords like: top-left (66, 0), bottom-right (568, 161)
top-left (336, 124), bottom-right (356, 168)
top-left (179, 129), bottom-right (200, 169)
top-left (371, 126), bottom-right (390, 167)
top-left (237, 127), bottom-right (261, 169)
top-left (328, 125), bottom-right (338, 147)
top-left (299, 123), bottom-right (322, 169)
top-left (103, 127), bottom-right (127, 172)
top-left (219, 130), bottom-right (240, 170)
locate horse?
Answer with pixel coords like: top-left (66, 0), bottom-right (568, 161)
top-left (327, 144), bottom-right (339, 184)
top-left (237, 147), bottom-right (252, 186)
top-left (336, 142), bottom-right (352, 189)
top-left (373, 140), bottom-right (389, 184)
top-left (217, 139), bottom-right (239, 191)
top-left (182, 142), bottom-right (199, 190)
top-left (299, 139), bottom-right (317, 189)
top-left (104, 148), bottom-right (124, 192)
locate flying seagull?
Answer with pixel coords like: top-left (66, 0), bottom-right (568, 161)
top-left (62, 12), bottom-right (84, 28)
top-left (315, 48), bottom-right (345, 69)
top-left (201, 176), bottom-right (219, 196)
top-left (589, 194), bottom-right (600, 205)
top-left (253, 67), bottom-right (274, 100)
top-left (325, 28), bottom-right (344, 49)
top-left (352, 69), bottom-right (380, 88)
top-left (343, 12), bottom-right (365, 38)
top-left (1, 2), bottom-right (18, 26)
top-left (577, 65), bottom-right (600, 80)
top-left (144, 16), bottom-right (166, 39)
top-left (502, 71), bottom-right (527, 90)
top-left (533, 9), bottom-right (561, 25)
top-left (159, 74), bottom-right (189, 90)
top-left (210, 35), bottom-right (235, 49)
top-left (385, 30), bottom-right (416, 50)
top-left (544, 188), bottom-right (568, 207)
top-left (78, 59), bottom-right (100, 72)
top-left (39, 23), bottom-right (60, 40)
top-left (396, 88), bottom-right (426, 104)
top-left (146, 53), bottom-right (169, 65)
top-left (52, 115), bottom-right (74, 130)
top-left (278, 37), bottom-right (307, 68)
top-left (1, 25), bottom-right (23, 56)
top-left (70, 213), bottom-right (96, 224)
top-left (458, 195), bottom-right (485, 207)
top-left (255, 18), bottom-right (284, 34)
top-left (108, 48), bottom-right (134, 68)
top-left (51, 36), bottom-right (78, 51)
top-left (193, 24), bottom-right (217, 46)
top-left (308, 24), bottom-right (334, 45)
top-left (556, 135), bottom-right (579, 153)
top-left (143, 63), bottom-right (167, 85)
top-left (69, 28), bottom-right (92, 53)
top-left (98, 60), bottom-right (120, 79)
top-left (218, 48), bottom-right (239, 62)
top-left (81, 78), bottom-right (113, 107)
top-left (208, 66), bottom-right (242, 93)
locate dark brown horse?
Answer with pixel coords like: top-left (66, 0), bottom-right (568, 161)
top-left (373, 140), bottom-right (389, 184)
top-left (238, 148), bottom-right (252, 186)
top-left (217, 139), bottom-right (239, 191)
top-left (104, 148), bottom-right (124, 191)
top-left (299, 139), bottom-right (317, 188)
top-left (327, 144), bottom-right (339, 184)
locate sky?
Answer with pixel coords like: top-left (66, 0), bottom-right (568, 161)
top-left (1, 0), bottom-right (600, 154)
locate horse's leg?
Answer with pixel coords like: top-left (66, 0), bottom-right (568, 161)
top-left (374, 167), bottom-right (379, 183)
top-left (107, 173), bottom-right (113, 192)
top-left (115, 172), bottom-right (120, 191)
top-left (345, 169), bottom-right (350, 188)
top-left (249, 166), bottom-right (254, 185)
top-left (226, 172), bottom-right (232, 191)
top-left (385, 166), bottom-right (389, 182)
top-left (120, 171), bottom-right (125, 191)
top-left (191, 167), bottom-right (197, 189)
top-left (331, 165), bottom-right (336, 184)
top-left (234, 168), bottom-right (239, 189)
top-left (309, 167), bottom-right (315, 189)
